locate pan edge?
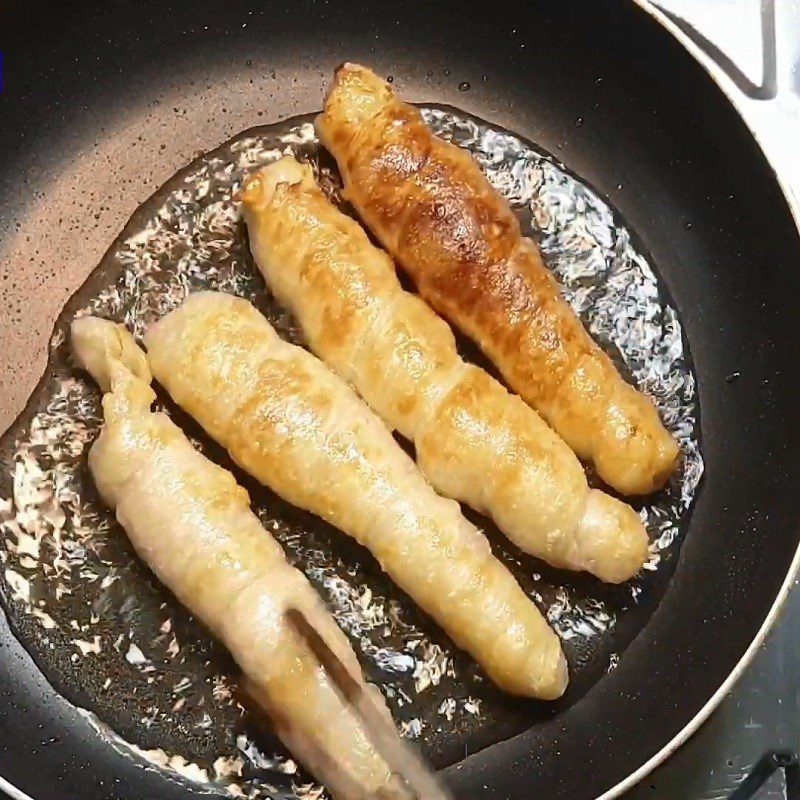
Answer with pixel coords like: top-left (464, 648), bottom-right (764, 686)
top-left (599, 2), bottom-right (800, 797)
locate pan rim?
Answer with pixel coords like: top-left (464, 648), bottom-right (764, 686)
top-left (0, 4), bottom-right (798, 798)
top-left (0, 774), bottom-right (31, 800)
top-left (599, 540), bottom-right (800, 798)
top-left (597, 2), bottom-right (800, 797)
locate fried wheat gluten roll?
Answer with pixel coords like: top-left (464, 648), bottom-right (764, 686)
top-left (70, 315), bottom-right (401, 800)
top-left (316, 63), bottom-right (679, 496)
top-left (144, 292), bottom-right (568, 699)
top-left (241, 156), bottom-right (647, 583)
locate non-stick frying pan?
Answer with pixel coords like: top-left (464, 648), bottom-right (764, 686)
top-left (1, 1), bottom-right (799, 798)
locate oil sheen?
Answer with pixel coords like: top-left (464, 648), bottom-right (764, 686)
top-left (0, 108), bottom-right (703, 799)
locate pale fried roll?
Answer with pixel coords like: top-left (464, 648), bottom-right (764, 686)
top-left (316, 63), bottom-right (679, 496)
top-left (70, 315), bottom-right (400, 800)
top-left (241, 156), bottom-right (647, 583)
top-left (144, 292), bottom-right (568, 699)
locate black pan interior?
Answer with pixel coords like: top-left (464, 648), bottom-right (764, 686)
top-left (0, 2), bottom-right (799, 799)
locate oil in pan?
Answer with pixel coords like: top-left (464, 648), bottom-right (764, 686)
top-left (0, 109), bottom-right (703, 799)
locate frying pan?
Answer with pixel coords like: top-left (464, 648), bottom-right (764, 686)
top-left (1, 1), bottom-right (799, 798)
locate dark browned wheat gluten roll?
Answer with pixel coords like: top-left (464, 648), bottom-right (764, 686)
top-left (316, 63), bottom-right (679, 496)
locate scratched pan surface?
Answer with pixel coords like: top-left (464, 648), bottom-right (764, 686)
top-left (0, 2), bottom-right (799, 800)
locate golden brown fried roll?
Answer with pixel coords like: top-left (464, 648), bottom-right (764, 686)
top-left (241, 156), bottom-right (647, 583)
top-left (316, 63), bottom-right (679, 496)
top-left (144, 292), bottom-right (568, 699)
top-left (70, 316), bottom-right (400, 800)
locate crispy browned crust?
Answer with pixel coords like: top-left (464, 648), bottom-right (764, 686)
top-left (317, 63), bottom-right (679, 495)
